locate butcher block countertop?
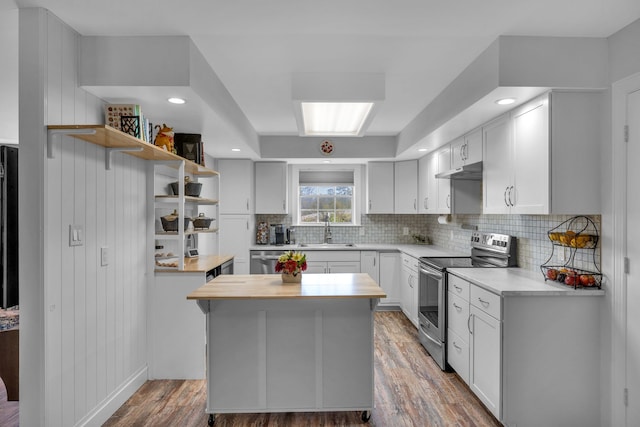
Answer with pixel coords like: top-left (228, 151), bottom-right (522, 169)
top-left (156, 254), bottom-right (234, 273)
top-left (187, 273), bottom-right (387, 300)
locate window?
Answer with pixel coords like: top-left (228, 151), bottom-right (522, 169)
top-left (292, 165), bottom-right (363, 226)
top-left (299, 185), bottom-right (353, 224)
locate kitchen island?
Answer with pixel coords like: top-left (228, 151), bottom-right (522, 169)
top-left (187, 273), bottom-right (386, 425)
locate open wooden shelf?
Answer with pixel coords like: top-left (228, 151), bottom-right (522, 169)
top-left (47, 125), bottom-right (218, 176)
top-left (155, 228), bottom-right (219, 238)
top-left (155, 195), bottom-right (219, 205)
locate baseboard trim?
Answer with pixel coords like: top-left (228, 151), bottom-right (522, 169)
top-left (75, 365), bottom-right (148, 427)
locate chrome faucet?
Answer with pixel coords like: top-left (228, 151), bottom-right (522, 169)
top-left (323, 214), bottom-right (332, 244)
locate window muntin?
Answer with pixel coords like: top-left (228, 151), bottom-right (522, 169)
top-left (299, 185), bottom-right (354, 224)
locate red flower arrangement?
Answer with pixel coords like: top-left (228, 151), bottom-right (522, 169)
top-left (274, 250), bottom-right (307, 276)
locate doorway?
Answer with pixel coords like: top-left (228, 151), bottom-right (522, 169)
top-left (612, 72), bottom-right (640, 427)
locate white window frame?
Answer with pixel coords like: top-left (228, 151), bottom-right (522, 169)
top-left (290, 164), bottom-right (364, 226)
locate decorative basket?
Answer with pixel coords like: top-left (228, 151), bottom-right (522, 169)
top-left (170, 181), bottom-right (202, 197)
top-left (193, 213), bottom-right (214, 230)
top-left (161, 210), bottom-right (191, 232)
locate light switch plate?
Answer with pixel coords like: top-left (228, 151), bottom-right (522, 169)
top-left (101, 247), bottom-right (109, 266)
top-left (69, 224), bottom-right (83, 247)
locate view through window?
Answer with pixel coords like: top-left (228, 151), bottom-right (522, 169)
top-left (299, 185), bottom-right (354, 224)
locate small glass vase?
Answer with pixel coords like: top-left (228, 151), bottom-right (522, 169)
top-left (281, 272), bottom-right (302, 283)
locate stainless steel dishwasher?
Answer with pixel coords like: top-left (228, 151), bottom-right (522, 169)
top-left (250, 250), bottom-right (282, 274)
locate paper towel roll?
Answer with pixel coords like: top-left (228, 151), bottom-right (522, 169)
top-left (437, 215), bottom-right (451, 225)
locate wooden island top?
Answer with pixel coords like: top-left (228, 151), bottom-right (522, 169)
top-left (187, 273), bottom-right (386, 300)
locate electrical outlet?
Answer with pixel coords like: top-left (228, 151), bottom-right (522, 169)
top-left (403, 227), bottom-right (409, 235)
top-left (359, 228), bottom-right (365, 236)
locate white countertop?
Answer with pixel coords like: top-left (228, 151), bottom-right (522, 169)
top-left (447, 267), bottom-right (605, 297)
top-left (250, 243), bottom-right (464, 259)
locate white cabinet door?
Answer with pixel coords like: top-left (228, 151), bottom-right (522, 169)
top-left (366, 162), bottom-right (394, 213)
top-left (482, 114), bottom-right (512, 214)
top-left (418, 153), bottom-right (438, 213)
top-left (469, 304), bottom-right (502, 419)
top-left (511, 97), bottom-right (549, 214)
top-left (394, 160), bottom-right (418, 214)
top-left (464, 128), bottom-right (483, 165)
top-left (400, 254), bottom-right (419, 327)
top-left (450, 136), bottom-right (466, 170)
top-left (379, 252), bottom-right (400, 305)
top-left (255, 162), bottom-right (287, 214)
top-left (360, 251), bottom-right (379, 282)
top-left (305, 261), bottom-right (327, 273)
top-left (435, 146), bottom-right (451, 214)
top-left (327, 261), bottom-right (361, 274)
top-left (219, 215), bottom-right (252, 274)
top-left (218, 159), bottom-right (253, 214)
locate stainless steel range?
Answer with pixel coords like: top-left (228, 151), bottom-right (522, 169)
top-left (417, 232), bottom-right (517, 370)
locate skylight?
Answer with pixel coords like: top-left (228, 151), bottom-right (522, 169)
top-left (301, 102), bottom-right (374, 136)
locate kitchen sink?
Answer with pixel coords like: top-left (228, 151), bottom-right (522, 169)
top-left (298, 243), bottom-right (357, 248)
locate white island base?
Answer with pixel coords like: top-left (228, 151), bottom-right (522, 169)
top-left (188, 273), bottom-right (386, 424)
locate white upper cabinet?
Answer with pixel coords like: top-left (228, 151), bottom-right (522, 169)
top-left (483, 114), bottom-right (512, 214)
top-left (366, 162), bottom-right (395, 214)
top-left (418, 153), bottom-right (438, 214)
top-left (255, 162), bottom-right (288, 214)
top-left (452, 129), bottom-right (482, 170)
top-left (394, 160), bottom-right (418, 214)
top-left (435, 145), bottom-right (452, 213)
top-left (483, 91), bottom-right (602, 215)
top-left (218, 159), bottom-right (253, 214)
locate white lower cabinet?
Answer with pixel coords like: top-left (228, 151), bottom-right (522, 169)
top-left (447, 273), bottom-right (602, 426)
top-left (379, 252), bottom-right (400, 306)
top-left (400, 253), bottom-right (419, 327)
top-left (469, 304), bottom-right (501, 418)
top-left (304, 251), bottom-right (360, 274)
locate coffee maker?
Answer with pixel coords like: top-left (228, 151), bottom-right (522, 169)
top-left (273, 224), bottom-right (285, 245)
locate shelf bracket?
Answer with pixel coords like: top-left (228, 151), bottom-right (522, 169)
top-left (106, 147), bottom-right (144, 170)
top-left (47, 128), bottom-right (97, 159)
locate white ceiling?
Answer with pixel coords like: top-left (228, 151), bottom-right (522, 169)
top-left (13, 0), bottom-right (640, 160)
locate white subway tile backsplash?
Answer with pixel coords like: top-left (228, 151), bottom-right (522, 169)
top-left (256, 213), bottom-right (602, 275)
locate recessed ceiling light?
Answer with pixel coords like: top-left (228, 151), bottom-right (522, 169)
top-left (168, 97), bottom-right (186, 104)
top-left (322, 160), bottom-right (331, 163)
top-left (495, 98), bottom-right (516, 106)
top-left (231, 148), bottom-right (241, 152)
top-left (301, 102), bottom-right (374, 136)
top-left (418, 148), bottom-right (428, 152)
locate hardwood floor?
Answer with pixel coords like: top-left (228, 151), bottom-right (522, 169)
top-left (0, 312), bottom-right (501, 426)
top-left (0, 378), bottom-right (19, 427)
top-left (104, 312), bottom-right (500, 427)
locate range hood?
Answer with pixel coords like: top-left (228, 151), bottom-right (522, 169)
top-left (435, 161), bottom-right (482, 180)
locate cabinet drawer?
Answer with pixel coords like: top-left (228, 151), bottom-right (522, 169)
top-left (447, 292), bottom-right (470, 338)
top-left (447, 328), bottom-right (469, 384)
top-left (470, 285), bottom-right (501, 320)
top-left (401, 253), bottom-right (419, 270)
top-left (448, 274), bottom-right (470, 301)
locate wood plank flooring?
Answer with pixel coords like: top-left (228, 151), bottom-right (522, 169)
top-left (0, 378), bottom-right (19, 427)
top-left (0, 312), bottom-right (501, 426)
top-left (103, 312), bottom-right (499, 427)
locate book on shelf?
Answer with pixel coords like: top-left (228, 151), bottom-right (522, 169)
top-left (104, 104), bottom-right (152, 142)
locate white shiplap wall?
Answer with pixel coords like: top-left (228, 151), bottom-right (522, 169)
top-left (20, 9), bottom-right (148, 427)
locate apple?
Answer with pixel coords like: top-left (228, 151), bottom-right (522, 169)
top-left (580, 274), bottom-right (596, 286)
top-left (546, 269), bottom-right (558, 280)
top-left (564, 275), bottom-right (577, 286)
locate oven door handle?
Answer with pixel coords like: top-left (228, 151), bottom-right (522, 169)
top-left (419, 265), bottom-right (442, 281)
top-left (420, 324), bottom-right (443, 347)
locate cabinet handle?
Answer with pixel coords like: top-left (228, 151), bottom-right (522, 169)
top-left (369, 200), bottom-right (372, 210)
top-left (453, 341), bottom-right (462, 351)
top-left (446, 194), bottom-right (450, 209)
top-left (373, 258), bottom-right (376, 267)
top-left (468, 314), bottom-right (473, 334)
top-left (282, 200), bottom-right (286, 211)
top-left (246, 199), bottom-right (249, 211)
top-left (463, 143), bottom-right (468, 161)
top-left (424, 197), bottom-right (428, 209)
top-left (246, 221), bottom-right (249, 230)
top-left (504, 186), bottom-right (509, 207)
top-left (478, 297), bottom-right (490, 307)
top-left (454, 285), bottom-right (462, 292)
top-left (509, 186), bottom-right (515, 206)
top-left (459, 144), bottom-right (464, 161)
top-left (413, 199), bottom-right (417, 211)
top-left (453, 302), bottom-right (462, 311)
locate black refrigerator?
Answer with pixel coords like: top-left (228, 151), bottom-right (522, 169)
top-left (1, 145), bottom-right (18, 308)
